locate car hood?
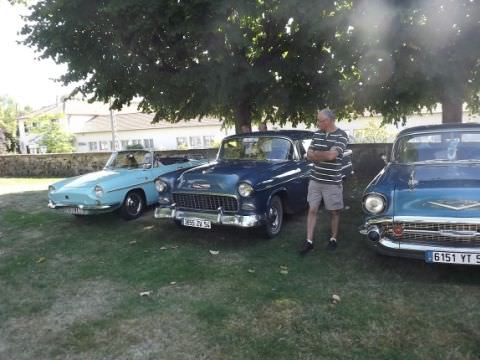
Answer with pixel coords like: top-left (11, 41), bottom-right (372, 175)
top-left (176, 160), bottom-right (289, 193)
top-left (54, 169), bottom-right (130, 190)
top-left (392, 163), bottom-right (480, 218)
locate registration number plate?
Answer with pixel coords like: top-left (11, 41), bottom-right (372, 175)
top-left (425, 251), bottom-right (480, 265)
top-left (182, 218), bottom-right (211, 229)
top-left (63, 207), bottom-right (85, 215)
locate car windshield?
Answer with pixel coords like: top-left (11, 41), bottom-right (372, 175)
top-left (105, 150), bottom-right (152, 169)
top-left (219, 136), bottom-right (293, 161)
top-left (393, 131), bottom-right (480, 163)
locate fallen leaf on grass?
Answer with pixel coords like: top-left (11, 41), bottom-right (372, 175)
top-left (209, 250), bottom-right (220, 255)
top-left (331, 294), bottom-right (341, 304)
top-left (129, 240), bottom-right (137, 245)
top-left (143, 225), bottom-right (154, 230)
top-left (247, 269), bottom-right (256, 273)
top-left (279, 265), bottom-right (289, 275)
top-left (139, 291), bottom-right (152, 297)
top-left (36, 257), bottom-right (46, 264)
top-left (160, 246), bottom-right (168, 250)
top-left (170, 282), bottom-right (177, 285)
top-left (170, 246), bottom-right (179, 249)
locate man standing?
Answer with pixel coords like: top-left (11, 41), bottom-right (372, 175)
top-left (300, 109), bottom-right (348, 255)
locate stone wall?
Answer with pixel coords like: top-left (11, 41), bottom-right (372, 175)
top-left (0, 144), bottom-right (391, 179)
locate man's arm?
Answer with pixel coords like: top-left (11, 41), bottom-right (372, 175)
top-left (307, 147), bottom-right (339, 162)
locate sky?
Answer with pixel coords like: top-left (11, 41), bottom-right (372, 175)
top-left (0, 0), bottom-right (74, 109)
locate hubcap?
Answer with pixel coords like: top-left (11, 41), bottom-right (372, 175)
top-left (269, 206), bottom-right (279, 231)
top-left (126, 194), bottom-right (141, 215)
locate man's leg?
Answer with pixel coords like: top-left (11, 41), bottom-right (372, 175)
top-left (330, 210), bottom-right (340, 240)
top-left (307, 205), bottom-right (319, 241)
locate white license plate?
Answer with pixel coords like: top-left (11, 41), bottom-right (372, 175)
top-left (63, 207), bottom-right (86, 215)
top-left (182, 218), bottom-right (211, 229)
top-left (426, 251), bottom-right (480, 265)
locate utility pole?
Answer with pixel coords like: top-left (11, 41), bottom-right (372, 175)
top-left (109, 102), bottom-right (119, 151)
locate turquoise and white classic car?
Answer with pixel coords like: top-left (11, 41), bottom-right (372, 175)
top-left (48, 150), bottom-right (206, 220)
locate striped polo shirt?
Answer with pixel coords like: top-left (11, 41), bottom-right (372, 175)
top-left (309, 128), bottom-right (348, 184)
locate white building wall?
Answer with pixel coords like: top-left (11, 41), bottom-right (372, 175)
top-left (74, 124), bottom-right (234, 152)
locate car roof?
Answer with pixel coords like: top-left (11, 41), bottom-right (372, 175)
top-left (397, 123), bottom-right (480, 137)
top-left (224, 130), bottom-right (314, 141)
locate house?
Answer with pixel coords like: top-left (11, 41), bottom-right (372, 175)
top-left (74, 112), bottom-right (232, 152)
top-left (17, 103), bottom-right (63, 154)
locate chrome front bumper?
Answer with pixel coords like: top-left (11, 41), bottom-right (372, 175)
top-left (359, 216), bottom-right (480, 259)
top-left (48, 201), bottom-right (120, 215)
top-left (154, 205), bottom-right (263, 228)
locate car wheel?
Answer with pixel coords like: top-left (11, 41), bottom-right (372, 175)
top-left (264, 195), bottom-right (283, 238)
top-left (120, 190), bottom-right (145, 220)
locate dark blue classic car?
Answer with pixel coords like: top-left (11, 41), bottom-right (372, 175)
top-left (154, 130), bottom-right (352, 237)
top-left (360, 123), bottom-right (480, 265)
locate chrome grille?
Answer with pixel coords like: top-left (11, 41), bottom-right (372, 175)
top-left (173, 193), bottom-right (238, 212)
top-left (382, 222), bottom-right (480, 245)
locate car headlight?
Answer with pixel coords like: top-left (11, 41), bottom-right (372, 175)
top-left (363, 193), bottom-right (386, 214)
top-left (94, 185), bottom-right (104, 198)
top-left (48, 185), bottom-right (56, 193)
top-left (155, 179), bottom-right (168, 193)
top-left (238, 182), bottom-right (254, 197)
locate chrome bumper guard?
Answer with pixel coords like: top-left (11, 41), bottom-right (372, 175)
top-left (154, 204), bottom-right (263, 228)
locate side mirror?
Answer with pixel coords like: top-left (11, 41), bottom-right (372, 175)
top-left (381, 154), bottom-right (388, 164)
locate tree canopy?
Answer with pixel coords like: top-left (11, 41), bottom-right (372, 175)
top-left (21, 0), bottom-right (480, 129)
top-left (22, 0), bottom-right (357, 131)
top-left (349, 0), bottom-right (480, 124)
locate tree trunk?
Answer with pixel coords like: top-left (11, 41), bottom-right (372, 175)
top-left (235, 100), bottom-right (252, 134)
top-left (441, 97), bottom-right (463, 124)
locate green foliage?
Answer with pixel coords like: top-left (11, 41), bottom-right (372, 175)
top-left (21, 1), bottom-right (480, 129)
top-left (349, 0), bottom-right (480, 123)
top-left (0, 96), bottom-right (21, 152)
top-left (353, 119), bottom-right (391, 143)
top-left (26, 114), bottom-right (74, 153)
top-left (21, 0), bottom-right (357, 131)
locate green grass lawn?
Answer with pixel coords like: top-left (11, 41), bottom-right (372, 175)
top-left (1, 178), bottom-right (479, 359)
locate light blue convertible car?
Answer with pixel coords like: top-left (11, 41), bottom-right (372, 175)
top-left (48, 150), bottom-right (206, 220)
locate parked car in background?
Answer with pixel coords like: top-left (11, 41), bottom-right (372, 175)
top-left (360, 123), bottom-right (480, 265)
top-left (154, 130), bottom-right (353, 237)
top-left (48, 150), bottom-right (206, 219)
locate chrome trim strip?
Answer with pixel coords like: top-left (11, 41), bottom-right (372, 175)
top-left (154, 206), bottom-right (263, 228)
top-left (378, 237), bottom-right (480, 253)
top-left (403, 229), bottom-right (480, 238)
top-left (428, 201), bottom-right (480, 211)
top-left (362, 216), bottom-right (394, 226)
top-left (394, 216), bottom-right (480, 225)
top-left (48, 201), bottom-right (119, 210)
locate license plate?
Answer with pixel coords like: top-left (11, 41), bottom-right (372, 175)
top-left (63, 207), bottom-right (85, 215)
top-left (182, 218), bottom-right (211, 229)
top-left (425, 251), bottom-right (480, 265)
